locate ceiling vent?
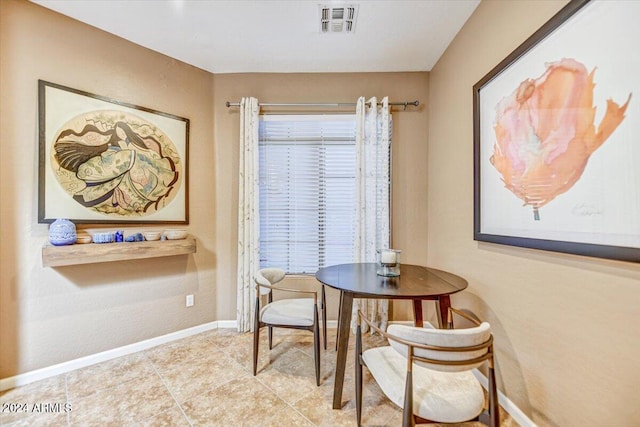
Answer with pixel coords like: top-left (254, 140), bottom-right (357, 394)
top-left (319, 4), bottom-right (359, 34)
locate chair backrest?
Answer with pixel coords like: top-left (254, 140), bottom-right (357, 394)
top-left (254, 268), bottom-right (286, 295)
top-left (387, 322), bottom-right (492, 372)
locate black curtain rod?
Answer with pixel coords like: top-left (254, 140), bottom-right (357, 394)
top-left (225, 100), bottom-right (419, 110)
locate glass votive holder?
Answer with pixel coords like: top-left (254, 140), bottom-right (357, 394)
top-left (376, 249), bottom-right (401, 277)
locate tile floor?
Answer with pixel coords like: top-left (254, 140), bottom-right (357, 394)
top-left (0, 328), bottom-right (515, 426)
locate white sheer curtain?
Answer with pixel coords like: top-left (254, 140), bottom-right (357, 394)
top-left (236, 97), bottom-right (260, 332)
top-left (352, 96), bottom-right (391, 332)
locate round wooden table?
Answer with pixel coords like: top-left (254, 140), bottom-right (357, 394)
top-left (315, 262), bottom-right (468, 409)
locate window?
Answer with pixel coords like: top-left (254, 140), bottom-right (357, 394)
top-left (259, 115), bottom-right (356, 274)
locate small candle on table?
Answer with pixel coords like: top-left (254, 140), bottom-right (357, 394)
top-left (381, 250), bottom-right (397, 265)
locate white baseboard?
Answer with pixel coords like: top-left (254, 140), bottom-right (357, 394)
top-left (472, 370), bottom-right (537, 427)
top-left (216, 320), bottom-right (238, 329)
top-left (0, 320), bottom-right (228, 392)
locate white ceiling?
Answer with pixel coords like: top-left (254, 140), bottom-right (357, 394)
top-left (31, 0), bottom-right (479, 74)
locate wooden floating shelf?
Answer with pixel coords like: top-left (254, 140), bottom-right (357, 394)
top-left (42, 236), bottom-right (197, 267)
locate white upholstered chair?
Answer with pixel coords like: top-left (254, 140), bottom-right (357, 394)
top-left (355, 308), bottom-right (498, 427)
top-left (253, 268), bottom-right (321, 386)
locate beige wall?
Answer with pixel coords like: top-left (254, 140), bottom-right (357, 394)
top-left (213, 73), bottom-right (430, 321)
top-left (0, 0), bottom-right (217, 377)
top-left (0, 0), bottom-right (430, 377)
top-left (428, 1), bottom-right (640, 426)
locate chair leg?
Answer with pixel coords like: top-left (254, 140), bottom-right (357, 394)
top-left (267, 291), bottom-right (273, 350)
top-left (355, 323), bottom-right (363, 427)
top-left (322, 285), bottom-right (327, 350)
top-left (487, 365), bottom-right (499, 427)
top-left (335, 291), bottom-right (343, 351)
top-left (253, 299), bottom-right (260, 376)
top-left (402, 370), bottom-right (414, 427)
top-left (313, 306), bottom-right (321, 386)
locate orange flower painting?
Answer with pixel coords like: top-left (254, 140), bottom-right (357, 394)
top-left (490, 58), bottom-right (631, 220)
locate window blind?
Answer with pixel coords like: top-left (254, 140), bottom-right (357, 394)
top-left (259, 115), bottom-right (357, 274)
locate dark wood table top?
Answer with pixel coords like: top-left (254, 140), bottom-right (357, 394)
top-left (315, 262), bottom-right (468, 299)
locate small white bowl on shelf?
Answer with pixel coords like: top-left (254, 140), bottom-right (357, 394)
top-left (164, 229), bottom-right (187, 240)
top-left (143, 231), bottom-right (161, 241)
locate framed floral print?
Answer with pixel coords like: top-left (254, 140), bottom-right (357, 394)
top-left (473, 0), bottom-right (639, 262)
top-left (38, 80), bottom-right (189, 224)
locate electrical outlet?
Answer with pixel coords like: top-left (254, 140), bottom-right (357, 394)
top-left (186, 294), bottom-right (194, 307)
